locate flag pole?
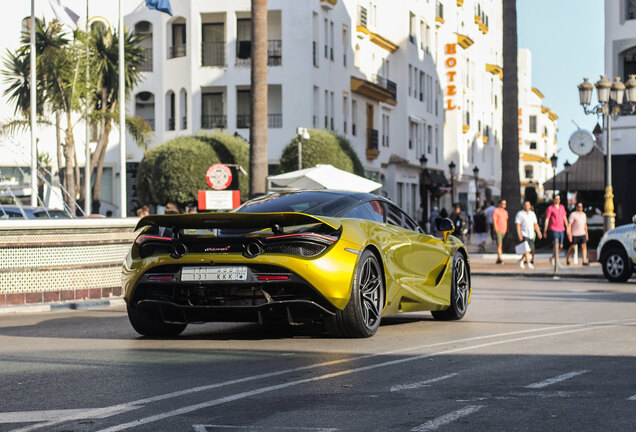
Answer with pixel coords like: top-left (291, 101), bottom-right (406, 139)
top-left (118, 0), bottom-right (126, 217)
top-left (30, 0), bottom-right (37, 207)
top-left (84, 0), bottom-right (91, 215)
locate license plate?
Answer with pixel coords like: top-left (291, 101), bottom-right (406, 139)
top-left (181, 266), bottom-right (248, 281)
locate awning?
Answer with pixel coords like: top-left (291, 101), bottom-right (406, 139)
top-left (267, 164), bottom-right (383, 193)
top-left (544, 146), bottom-right (604, 191)
top-left (421, 168), bottom-right (449, 187)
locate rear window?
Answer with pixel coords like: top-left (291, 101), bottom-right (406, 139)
top-left (237, 192), bottom-right (358, 216)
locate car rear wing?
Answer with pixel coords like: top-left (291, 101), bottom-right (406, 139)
top-left (135, 212), bottom-right (342, 232)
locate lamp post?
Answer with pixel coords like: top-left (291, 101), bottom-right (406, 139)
top-left (472, 165), bottom-right (480, 210)
top-left (563, 160), bottom-right (571, 210)
top-left (296, 127), bottom-right (310, 170)
top-left (550, 154), bottom-right (558, 198)
top-left (448, 161), bottom-right (456, 206)
top-left (419, 154), bottom-right (428, 230)
top-left (577, 74), bottom-right (636, 231)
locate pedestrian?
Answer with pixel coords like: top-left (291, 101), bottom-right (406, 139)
top-left (473, 206), bottom-right (488, 252)
top-left (449, 204), bottom-right (469, 242)
top-left (440, 207), bottom-right (448, 219)
top-left (515, 200), bottom-right (542, 269)
top-left (484, 201), bottom-right (496, 241)
top-left (493, 199), bottom-right (508, 264)
top-left (429, 205), bottom-right (440, 233)
top-left (567, 202), bottom-right (589, 265)
top-left (136, 205), bottom-right (149, 218)
top-left (543, 195), bottom-right (570, 268)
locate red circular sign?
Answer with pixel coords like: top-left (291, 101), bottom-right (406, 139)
top-left (206, 164), bottom-right (233, 190)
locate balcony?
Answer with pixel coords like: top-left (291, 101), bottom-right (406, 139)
top-left (269, 113), bottom-right (282, 128)
top-left (435, 1), bottom-right (444, 25)
top-left (237, 114), bottom-right (250, 128)
top-left (202, 41), bottom-right (225, 66)
top-left (358, 6), bottom-right (367, 29)
top-left (140, 48), bottom-right (153, 72)
top-left (169, 44), bottom-right (186, 59)
top-left (236, 40), bottom-right (282, 66)
top-left (350, 75), bottom-right (397, 106)
top-left (366, 128), bottom-right (379, 160)
top-left (201, 115), bottom-right (227, 129)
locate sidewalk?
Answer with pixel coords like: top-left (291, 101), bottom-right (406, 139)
top-left (462, 234), bottom-right (604, 279)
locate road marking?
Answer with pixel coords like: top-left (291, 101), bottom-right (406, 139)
top-left (193, 426), bottom-right (337, 432)
top-left (0, 406), bottom-right (138, 423)
top-left (525, 370), bottom-right (589, 389)
top-left (511, 391), bottom-right (592, 398)
top-left (10, 318), bottom-right (624, 432)
top-left (390, 373), bottom-right (458, 392)
top-left (628, 395), bottom-right (636, 401)
top-left (410, 405), bottom-right (485, 431)
top-left (95, 323), bottom-right (622, 432)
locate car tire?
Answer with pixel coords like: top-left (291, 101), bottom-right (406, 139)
top-left (326, 249), bottom-right (384, 338)
top-left (432, 252), bottom-right (470, 321)
top-left (127, 304), bottom-right (187, 337)
top-left (601, 246), bottom-right (632, 283)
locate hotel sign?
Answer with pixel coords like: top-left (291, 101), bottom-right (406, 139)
top-left (444, 43), bottom-right (458, 111)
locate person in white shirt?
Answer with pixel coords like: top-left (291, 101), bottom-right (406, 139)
top-left (484, 201), bottom-right (496, 242)
top-left (515, 200), bottom-right (543, 269)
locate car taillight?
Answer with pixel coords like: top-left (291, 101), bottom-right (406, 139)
top-left (257, 275), bottom-right (290, 281)
top-left (136, 234), bottom-right (174, 258)
top-left (136, 235), bottom-right (173, 244)
top-left (147, 275), bottom-right (174, 281)
top-left (253, 230), bottom-right (340, 258)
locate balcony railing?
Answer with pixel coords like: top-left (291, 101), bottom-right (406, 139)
top-left (358, 6), bottom-right (367, 28)
top-left (201, 114), bottom-right (227, 129)
top-left (202, 41), bottom-right (225, 66)
top-left (169, 44), bottom-right (186, 59)
top-left (236, 40), bottom-right (282, 66)
top-left (367, 128), bottom-right (379, 150)
top-left (269, 113), bottom-right (282, 128)
top-left (182, 116), bottom-right (187, 129)
top-left (167, 118), bottom-right (175, 131)
top-left (237, 114), bottom-right (251, 128)
top-left (140, 48), bottom-right (153, 72)
top-left (370, 74), bottom-right (397, 100)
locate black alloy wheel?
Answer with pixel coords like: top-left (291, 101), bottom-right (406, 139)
top-left (326, 249), bottom-right (384, 338)
top-left (432, 251), bottom-right (470, 321)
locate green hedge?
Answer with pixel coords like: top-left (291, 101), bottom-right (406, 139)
top-left (279, 129), bottom-right (355, 174)
top-left (135, 147), bottom-right (160, 205)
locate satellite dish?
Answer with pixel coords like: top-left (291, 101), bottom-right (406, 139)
top-left (568, 129), bottom-right (595, 156)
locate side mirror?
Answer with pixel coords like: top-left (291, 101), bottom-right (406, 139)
top-left (435, 217), bottom-right (454, 242)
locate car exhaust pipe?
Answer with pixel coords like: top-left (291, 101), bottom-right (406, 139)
top-left (244, 241), bottom-right (264, 258)
top-left (171, 242), bottom-right (188, 259)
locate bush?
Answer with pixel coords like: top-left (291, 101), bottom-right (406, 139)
top-left (145, 137), bottom-right (220, 207)
top-left (135, 147), bottom-right (160, 206)
top-left (197, 132), bottom-right (250, 201)
top-left (279, 129), bottom-right (354, 174)
top-left (335, 134), bottom-right (365, 177)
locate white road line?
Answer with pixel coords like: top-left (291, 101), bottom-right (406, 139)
top-left (410, 405), bottom-right (485, 431)
top-left (390, 373), bottom-right (458, 392)
top-left (628, 395), bottom-right (636, 401)
top-left (0, 406), bottom-right (138, 423)
top-left (95, 323), bottom-right (621, 432)
top-left (193, 426), bottom-right (337, 432)
top-left (525, 370), bottom-right (590, 389)
top-left (10, 318), bottom-right (624, 432)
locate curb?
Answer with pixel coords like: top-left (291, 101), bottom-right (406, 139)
top-left (472, 271), bottom-right (605, 280)
top-left (0, 298), bottom-right (125, 315)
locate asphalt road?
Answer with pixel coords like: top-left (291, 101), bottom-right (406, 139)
top-left (0, 276), bottom-right (635, 432)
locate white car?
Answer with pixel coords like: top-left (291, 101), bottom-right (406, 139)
top-left (597, 215), bottom-right (636, 282)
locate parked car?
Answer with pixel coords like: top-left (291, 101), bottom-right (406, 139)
top-left (0, 205), bottom-right (70, 219)
top-left (597, 215), bottom-right (636, 282)
top-left (122, 190), bottom-right (471, 338)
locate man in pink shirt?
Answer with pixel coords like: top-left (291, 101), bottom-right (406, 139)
top-left (543, 195), bottom-right (570, 267)
top-left (493, 200), bottom-right (508, 264)
top-left (567, 202), bottom-right (589, 265)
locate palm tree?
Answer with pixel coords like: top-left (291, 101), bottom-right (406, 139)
top-left (249, 0), bottom-right (268, 197)
top-left (86, 24), bottom-right (150, 211)
top-left (501, 0), bottom-right (521, 249)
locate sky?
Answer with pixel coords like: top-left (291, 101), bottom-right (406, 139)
top-left (517, 0), bottom-right (605, 170)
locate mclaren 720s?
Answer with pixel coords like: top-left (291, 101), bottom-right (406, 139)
top-left (122, 190), bottom-right (471, 338)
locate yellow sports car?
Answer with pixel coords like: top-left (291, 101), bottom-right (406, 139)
top-left (122, 190), bottom-right (471, 338)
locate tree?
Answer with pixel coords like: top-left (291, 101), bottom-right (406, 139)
top-left (502, 0), bottom-right (521, 250)
top-left (87, 24), bottom-right (150, 212)
top-left (249, 0), bottom-right (268, 197)
top-left (279, 129), bottom-right (355, 174)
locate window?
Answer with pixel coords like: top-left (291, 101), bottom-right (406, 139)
top-left (354, 44), bottom-right (360, 68)
top-left (166, 90), bottom-right (175, 131)
top-left (135, 92), bottom-right (155, 130)
top-left (529, 141), bottom-right (537, 150)
top-left (343, 95), bottom-right (349, 133)
top-left (529, 115), bottom-right (537, 133)
top-left (420, 71), bottom-right (425, 102)
top-left (324, 18), bottom-right (328, 58)
top-left (408, 65), bottom-right (412, 96)
top-left (342, 202), bottom-right (383, 222)
top-left (352, 99), bottom-right (358, 136)
top-left (329, 21), bottom-right (334, 61)
top-left (622, 47), bottom-right (636, 81)
top-left (312, 12), bottom-right (319, 67)
top-left (409, 12), bottom-right (416, 44)
top-left (342, 27), bottom-right (348, 66)
top-left (381, 112), bottom-right (390, 147)
top-left (202, 92), bottom-right (225, 129)
top-left (236, 19), bottom-right (251, 65)
top-left (330, 91), bottom-right (335, 130)
top-left (413, 67), bottom-right (418, 99)
top-left (202, 23), bottom-right (225, 66)
top-left (324, 90), bottom-right (329, 129)
top-left (236, 90), bottom-right (250, 128)
top-left (627, 0), bottom-right (636, 20)
top-left (180, 88), bottom-right (187, 129)
top-left (313, 86), bottom-right (319, 128)
top-left (170, 21), bottom-right (187, 58)
top-left (525, 165), bottom-right (534, 179)
top-left (409, 121), bottom-right (417, 150)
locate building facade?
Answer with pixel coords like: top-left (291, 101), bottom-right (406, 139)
top-left (517, 48), bottom-right (558, 201)
top-left (604, 0), bottom-right (636, 225)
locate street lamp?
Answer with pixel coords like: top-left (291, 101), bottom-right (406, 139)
top-left (550, 154), bottom-right (558, 197)
top-left (564, 160), bottom-right (571, 210)
top-left (296, 127), bottom-right (310, 170)
top-left (472, 165), bottom-right (480, 210)
top-left (576, 74), bottom-right (636, 231)
top-left (448, 161), bottom-right (456, 205)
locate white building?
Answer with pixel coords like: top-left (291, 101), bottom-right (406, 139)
top-left (517, 48), bottom-right (558, 200)
top-left (434, 0), bottom-right (503, 213)
top-left (603, 0), bottom-right (636, 225)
